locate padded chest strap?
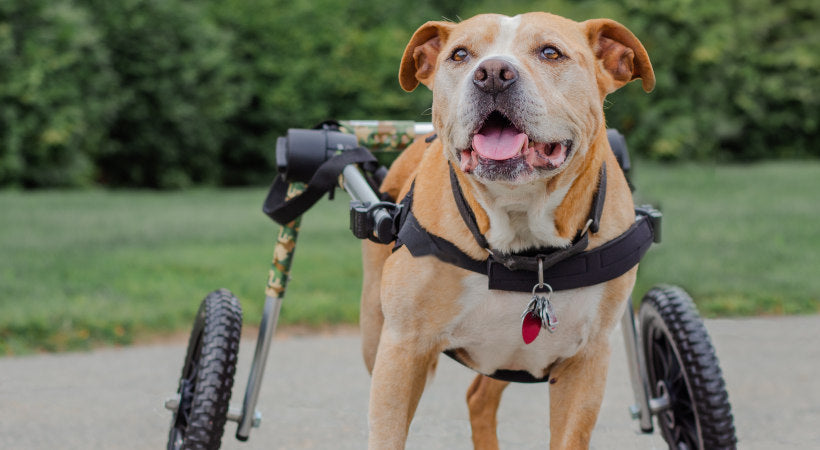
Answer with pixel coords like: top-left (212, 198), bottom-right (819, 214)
top-left (394, 167), bottom-right (659, 292)
top-left (448, 162), bottom-right (608, 275)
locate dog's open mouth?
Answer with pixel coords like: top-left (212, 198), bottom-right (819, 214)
top-left (459, 111), bottom-right (572, 177)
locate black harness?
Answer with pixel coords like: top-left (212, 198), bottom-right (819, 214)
top-left (389, 140), bottom-right (660, 383)
top-left (393, 162), bottom-right (659, 294)
top-left (263, 126), bottom-right (661, 383)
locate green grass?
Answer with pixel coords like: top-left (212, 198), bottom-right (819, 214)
top-left (632, 160), bottom-right (820, 316)
top-left (1, 160), bottom-right (819, 354)
top-left (0, 188), bottom-right (361, 355)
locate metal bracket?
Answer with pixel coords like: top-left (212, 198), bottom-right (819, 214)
top-left (228, 406), bottom-right (262, 428)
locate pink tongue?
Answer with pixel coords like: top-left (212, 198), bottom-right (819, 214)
top-left (472, 124), bottom-right (528, 160)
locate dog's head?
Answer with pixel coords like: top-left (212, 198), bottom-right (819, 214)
top-left (399, 13), bottom-right (654, 185)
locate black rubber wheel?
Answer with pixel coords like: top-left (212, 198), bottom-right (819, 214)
top-left (639, 285), bottom-right (736, 450)
top-left (168, 289), bottom-right (242, 450)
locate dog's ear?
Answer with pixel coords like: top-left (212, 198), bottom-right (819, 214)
top-left (399, 21), bottom-right (454, 92)
top-left (583, 19), bottom-right (655, 95)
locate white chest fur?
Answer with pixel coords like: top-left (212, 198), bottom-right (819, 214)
top-left (471, 178), bottom-right (575, 253)
top-left (444, 273), bottom-right (606, 379)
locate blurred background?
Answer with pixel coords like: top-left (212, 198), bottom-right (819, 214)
top-left (1, 0), bottom-right (818, 354)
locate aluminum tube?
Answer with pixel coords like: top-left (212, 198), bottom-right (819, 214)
top-left (621, 302), bottom-right (654, 433)
top-left (339, 121), bottom-right (433, 136)
top-left (342, 165), bottom-right (393, 236)
top-left (236, 295), bottom-right (283, 440)
top-left (414, 122), bottom-right (434, 135)
top-left (342, 165), bottom-right (380, 204)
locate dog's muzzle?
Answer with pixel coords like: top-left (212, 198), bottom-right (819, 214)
top-left (458, 111), bottom-right (573, 179)
top-left (456, 60), bottom-right (573, 181)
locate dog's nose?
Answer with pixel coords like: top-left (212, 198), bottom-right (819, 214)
top-left (473, 59), bottom-right (518, 94)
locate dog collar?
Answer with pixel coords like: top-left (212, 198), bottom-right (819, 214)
top-left (448, 162), bottom-right (607, 274)
top-left (394, 163), bottom-right (660, 293)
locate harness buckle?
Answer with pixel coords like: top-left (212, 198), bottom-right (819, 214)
top-left (635, 205), bottom-right (663, 244)
top-left (349, 200), bottom-right (402, 244)
top-left (580, 218), bottom-right (594, 238)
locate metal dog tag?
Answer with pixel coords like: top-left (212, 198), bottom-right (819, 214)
top-left (521, 283), bottom-right (558, 344)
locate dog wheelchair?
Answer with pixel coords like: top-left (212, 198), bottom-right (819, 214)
top-left (165, 121), bottom-right (737, 449)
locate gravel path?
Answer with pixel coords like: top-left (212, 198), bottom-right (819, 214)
top-left (1, 315), bottom-right (818, 449)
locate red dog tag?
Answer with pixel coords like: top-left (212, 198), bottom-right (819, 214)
top-left (521, 310), bottom-right (542, 344)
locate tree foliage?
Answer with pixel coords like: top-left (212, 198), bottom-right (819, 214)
top-left (78, 0), bottom-right (248, 188)
top-left (606, 0), bottom-right (820, 161)
top-left (1, 0), bottom-right (817, 188)
top-left (207, 0), bottom-right (441, 185)
top-left (0, 0), bottom-right (119, 187)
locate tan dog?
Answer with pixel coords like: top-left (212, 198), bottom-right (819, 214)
top-left (360, 12), bottom-right (654, 449)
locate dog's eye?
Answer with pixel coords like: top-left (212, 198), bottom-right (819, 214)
top-left (451, 48), bottom-right (470, 62)
top-left (540, 46), bottom-right (563, 61)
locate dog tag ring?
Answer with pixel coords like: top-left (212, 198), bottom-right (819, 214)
top-left (540, 293), bottom-right (558, 333)
top-left (521, 258), bottom-right (558, 344)
top-left (521, 279), bottom-right (557, 344)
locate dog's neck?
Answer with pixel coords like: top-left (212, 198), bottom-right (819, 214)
top-left (463, 175), bottom-right (574, 252)
top-left (458, 129), bottom-right (609, 254)
top-left (410, 131), bottom-right (609, 259)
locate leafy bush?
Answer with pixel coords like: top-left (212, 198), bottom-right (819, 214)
top-left (1, 0), bottom-right (816, 189)
top-left (606, 0), bottom-right (820, 160)
top-left (207, 0), bottom-right (445, 185)
top-left (213, 0), bottom-right (818, 173)
top-left (0, 0), bottom-right (120, 187)
top-left (79, 0), bottom-right (249, 188)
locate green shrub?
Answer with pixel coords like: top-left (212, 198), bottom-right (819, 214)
top-left (606, 0), bottom-right (820, 160)
top-left (2, 0), bottom-right (815, 189)
top-left (208, 0), bottom-right (445, 185)
top-left (0, 0), bottom-right (120, 187)
top-left (79, 0), bottom-right (249, 188)
top-left (216, 0), bottom-right (818, 164)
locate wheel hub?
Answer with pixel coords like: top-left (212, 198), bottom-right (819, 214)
top-left (656, 380), bottom-right (675, 428)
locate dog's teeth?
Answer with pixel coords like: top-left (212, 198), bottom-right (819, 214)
top-left (459, 150), bottom-right (472, 172)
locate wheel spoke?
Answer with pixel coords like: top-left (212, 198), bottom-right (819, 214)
top-left (647, 322), bottom-right (699, 448)
top-left (667, 347), bottom-right (682, 380)
top-left (640, 287), bottom-right (736, 450)
top-left (166, 290), bottom-right (243, 450)
top-left (651, 339), bottom-right (669, 381)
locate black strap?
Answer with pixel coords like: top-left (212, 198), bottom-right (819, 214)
top-left (263, 147), bottom-right (377, 225)
top-left (397, 206), bottom-right (654, 292)
top-left (443, 349), bottom-right (551, 383)
top-left (395, 174), bottom-right (656, 292)
top-left (448, 165), bottom-right (489, 249)
top-left (447, 163), bottom-right (608, 273)
top-left (486, 214), bottom-right (654, 291)
top-left (490, 234), bottom-right (589, 272)
top-left (589, 163), bottom-right (606, 233)
top-left (397, 212), bottom-right (488, 273)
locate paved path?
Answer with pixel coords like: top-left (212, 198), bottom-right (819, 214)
top-left (1, 315), bottom-right (818, 449)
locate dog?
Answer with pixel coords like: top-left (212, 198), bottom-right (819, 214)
top-left (359, 12), bottom-right (654, 449)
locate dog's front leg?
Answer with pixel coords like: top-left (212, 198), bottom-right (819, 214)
top-left (368, 251), bottom-right (463, 448)
top-left (547, 341), bottom-right (612, 450)
top-left (368, 329), bottom-right (438, 449)
top-left (467, 375), bottom-right (509, 450)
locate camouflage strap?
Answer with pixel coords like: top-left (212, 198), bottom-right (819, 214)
top-left (265, 121), bottom-right (432, 296)
top-left (338, 120), bottom-right (416, 152)
top-left (266, 182), bottom-right (306, 298)
top-left (339, 120), bottom-right (432, 167)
